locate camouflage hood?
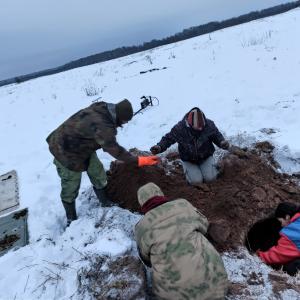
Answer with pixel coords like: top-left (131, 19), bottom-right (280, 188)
top-left (137, 182), bottom-right (164, 206)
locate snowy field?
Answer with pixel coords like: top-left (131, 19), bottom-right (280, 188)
top-left (1, 7), bottom-right (300, 299)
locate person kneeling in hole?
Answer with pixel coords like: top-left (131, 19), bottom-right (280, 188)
top-left (257, 202), bottom-right (300, 276)
top-left (150, 107), bottom-right (230, 185)
top-left (135, 182), bottom-right (228, 300)
top-left (46, 99), bottom-right (159, 226)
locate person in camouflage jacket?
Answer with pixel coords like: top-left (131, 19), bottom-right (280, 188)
top-left (135, 182), bottom-right (228, 300)
top-left (150, 107), bottom-right (229, 185)
top-left (47, 99), bottom-right (158, 225)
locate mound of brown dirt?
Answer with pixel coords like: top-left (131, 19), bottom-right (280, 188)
top-left (106, 145), bottom-right (300, 251)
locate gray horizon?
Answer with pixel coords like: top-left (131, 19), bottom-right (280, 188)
top-left (0, 0), bottom-right (293, 81)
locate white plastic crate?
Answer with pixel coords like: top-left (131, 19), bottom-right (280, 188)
top-left (0, 171), bottom-right (28, 256)
top-left (0, 170), bottom-right (19, 216)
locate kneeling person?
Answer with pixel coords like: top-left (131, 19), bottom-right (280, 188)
top-left (135, 182), bottom-right (228, 300)
top-left (150, 107), bottom-right (229, 185)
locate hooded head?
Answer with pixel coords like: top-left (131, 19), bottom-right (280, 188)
top-left (275, 202), bottom-right (300, 227)
top-left (137, 182), bottom-right (164, 207)
top-left (186, 107), bottom-right (206, 131)
top-left (275, 202), bottom-right (299, 219)
top-left (115, 99), bottom-right (133, 126)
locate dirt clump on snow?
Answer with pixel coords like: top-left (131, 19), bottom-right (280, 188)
top-left (106, 142), bottom-right (300, 251)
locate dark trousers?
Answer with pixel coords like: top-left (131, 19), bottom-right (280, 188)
top-left (283, 259), bottom-right (300, 276)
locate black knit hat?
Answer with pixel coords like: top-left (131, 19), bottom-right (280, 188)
top-left (116, 99), bottom-right (133, 123)
top-left (275, 202), bottom-right (299, 218)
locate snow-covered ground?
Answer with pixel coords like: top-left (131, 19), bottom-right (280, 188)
top-left (1, 7), bottom-right (300, 299)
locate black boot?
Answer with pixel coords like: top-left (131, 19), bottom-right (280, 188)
top-left (62, 201), bottom-right (77, 226)
top-left (93, 186), bottom-right (115, 207)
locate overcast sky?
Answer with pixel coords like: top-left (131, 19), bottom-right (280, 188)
top-left (0, 0), bottom-right (292, 81)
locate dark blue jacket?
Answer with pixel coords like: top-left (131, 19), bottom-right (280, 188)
top-left (157, 114), bottom-right (225, 163)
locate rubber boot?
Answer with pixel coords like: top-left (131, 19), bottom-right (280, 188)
top-left (62, 201), bottom-right (77, 226)
top-left (93, 186), bottom-right (115, 207)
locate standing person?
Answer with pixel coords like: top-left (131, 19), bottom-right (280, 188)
top-left (257, 202), bottom-right (300, 276)
top-left (150, 107), bottom-right (229, 186)
top-left (47, 99), bottom-right (158, 225)
top-left (135, 182), bottom-right (228, 300)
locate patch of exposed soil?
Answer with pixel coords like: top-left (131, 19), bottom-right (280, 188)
top-left (252, 141), bottom-right (280, 169)
top-left (106, 142), bottom-right (300, 251)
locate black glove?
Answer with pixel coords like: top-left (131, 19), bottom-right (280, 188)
top-left (220, 140), bottom-right (230, 150)
top-left (229, 145), bottom-right (249, 158)
top-left (150, 145), bottom-right (161, 155)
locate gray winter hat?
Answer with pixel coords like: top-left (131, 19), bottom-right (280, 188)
top-left (116, 99), bottom-right (133, 123)
top-left (137, 182), bottom-right (164, 206)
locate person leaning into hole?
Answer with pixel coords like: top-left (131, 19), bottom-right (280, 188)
top-left (257, 202), bottom-right (300, 276)
top-left (46, 99), bottom-right (159, 226)
top-left (150, 107), bottom-right (230, 185)
top-left (135, 182), bottom-right (228, 300)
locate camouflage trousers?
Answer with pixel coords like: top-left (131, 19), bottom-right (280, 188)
top-left (54, 152), bottom-right (107, 204)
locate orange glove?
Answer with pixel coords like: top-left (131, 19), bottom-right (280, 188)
top-left (138, 156), bottom-right (160, 167)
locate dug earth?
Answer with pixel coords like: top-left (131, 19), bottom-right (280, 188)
top-left (106, 142), bottom-right (300, 251)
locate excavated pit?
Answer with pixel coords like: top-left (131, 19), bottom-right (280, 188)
top-left (106, 142), bottom-right (300, 251)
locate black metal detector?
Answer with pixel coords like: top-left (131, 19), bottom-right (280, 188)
top-left (133, 96), bottom-right (159, 116)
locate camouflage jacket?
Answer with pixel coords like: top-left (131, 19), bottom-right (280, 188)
top-left (46, 101), bottom-right (133, 171)
top-left (157, 114), bottom-right (225, 164)
top-left (135, 199), bottom-right (228, 300)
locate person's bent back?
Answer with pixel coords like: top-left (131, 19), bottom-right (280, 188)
top-left (135, 182), bottom-right (228, 300)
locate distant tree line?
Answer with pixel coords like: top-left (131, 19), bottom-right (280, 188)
top-left (1, 0), bottom-right (300, 87)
